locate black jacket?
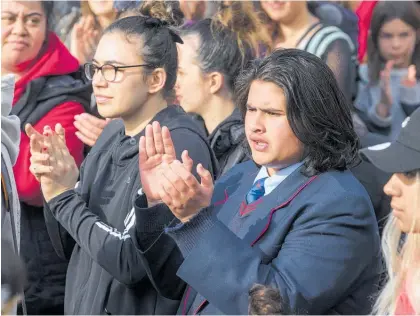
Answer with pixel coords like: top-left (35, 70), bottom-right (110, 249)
top-left (14, 72), bottom-right (91, 315)
top-left (191, 109), bottom-right (249, 178)
top-left (44, 106), bottom-right (217, 315)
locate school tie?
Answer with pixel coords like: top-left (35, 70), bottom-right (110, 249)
top-left (246, 177), bottom-right (268, 204)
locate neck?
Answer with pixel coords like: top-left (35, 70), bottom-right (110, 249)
top-left (122, 95), bottom-right (167, 137)
top-left (199, 96), bottom-right (235, 135)
top-left (266, 160), bottom-right (302, 177)
top-left (1, 67), bottom-right (24, 81)
top-left (96, 12), bottom-right (117, 30)
top-left (277, 8), bottom-right (317, 45)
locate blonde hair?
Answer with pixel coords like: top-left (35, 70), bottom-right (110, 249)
top-left (213, 1), bottom-right (272, 58)
top-left (373, 173), bottom-right (420, 314)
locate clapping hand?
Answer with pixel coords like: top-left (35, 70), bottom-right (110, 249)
top-left (138, 122), bottom-right (179, 205)
top-left (158, 155), bottom-right (213, 223)
top-left (74, 113), bottom-right (111, 147)
top-left (380, 60), bottom-right (394, 105)
top-left (138, 121), bottom-right (213, 222)
top-left (401, 65), bottom-right (417, 88)
top-left (27, 123), bottom-right (79, 202)
top-left (376, 60), bottom-right (394, 118)
top-left (70, 15), bottom-right (100, 64)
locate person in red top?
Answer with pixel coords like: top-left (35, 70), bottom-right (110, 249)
top-left (1, 1), bottom-right (91, 314)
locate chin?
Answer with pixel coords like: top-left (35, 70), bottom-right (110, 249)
top-left (97, 107), bottom-right (118, 119)
top-left (180, 102), bottom-right (200, 115)
top-left (251, 152), bottom-right (273, 167)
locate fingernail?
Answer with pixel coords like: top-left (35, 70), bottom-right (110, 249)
top-left (75, 115), bottom-right (80, 120)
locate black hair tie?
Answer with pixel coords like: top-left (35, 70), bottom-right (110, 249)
top-left (144, 17), bottom-right (168, 27)
top-left (144, 16), bottom-right (183, 44)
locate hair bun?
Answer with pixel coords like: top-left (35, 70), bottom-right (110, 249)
top-left (139, 1), bottom-right (184, 27)
top-left (145, 17), bottom-right (168, 27)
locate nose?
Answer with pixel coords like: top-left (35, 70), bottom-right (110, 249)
top-left (383, 174), bottom-right (401, 197)
top-left (11, 17), bottom-right (28, 37)
top-left (92, 70), bottom-right (107, 88)
top-left (174, 77), bottom-right (180, 92)
top-left (248, 111), bottom-right (265, 134)
top-left (390, 36), bottom-right (402, 50)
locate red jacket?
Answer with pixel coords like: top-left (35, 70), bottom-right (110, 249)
top-left (13, 32), bottom-right (85, 206)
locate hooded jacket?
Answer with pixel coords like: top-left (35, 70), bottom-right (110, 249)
top-left (9, 31), bottom-right (91, 314)
top-left (44, 105), bottom-right (218, 315)
top-left (1, 76), bottom-right (22, 316)
top-left (192, 108), bottom-right (249, 178)
top-left (12, 31), bottom-right (91, 207)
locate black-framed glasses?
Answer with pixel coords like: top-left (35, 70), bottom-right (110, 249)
top-left (84, 63), bottom-right (153, 82)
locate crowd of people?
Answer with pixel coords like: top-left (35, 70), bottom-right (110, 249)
top-left (1, 0), bottom-right (420, 315)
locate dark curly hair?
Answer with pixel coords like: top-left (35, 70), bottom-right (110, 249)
top-left (235, 49), bottom-right (360, 176)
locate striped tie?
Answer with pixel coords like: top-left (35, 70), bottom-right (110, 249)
top-left (246, 177), bottom-right (267, 204)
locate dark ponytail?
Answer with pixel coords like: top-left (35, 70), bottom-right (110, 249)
top-left (104, 2), bottom-right (184, 96)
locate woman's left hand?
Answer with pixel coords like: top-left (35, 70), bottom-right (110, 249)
top-left (401, 65), bottom-right (417, 88)
top-left (28, 124), bottom-right (79, 202)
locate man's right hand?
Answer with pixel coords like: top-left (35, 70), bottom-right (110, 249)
top-left (74, 113), bottom-right (110, 147)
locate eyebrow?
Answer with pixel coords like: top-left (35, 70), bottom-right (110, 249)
top-left (247, 103), bottom-right (284, 113)
top-left (2, 11), bottom-right (43, 18)
top-left (92, 59), bottom-right (127, 66)
top-left (381, 30), bottom-right (410, 35)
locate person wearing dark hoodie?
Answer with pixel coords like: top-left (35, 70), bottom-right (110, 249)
top-left (1, 1), bottom-right (91, 314)
top-left (174, 1), bottom-right (272, 177)
top-left (26, 9), bottom-right (217, 315)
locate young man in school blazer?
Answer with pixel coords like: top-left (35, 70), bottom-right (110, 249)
top-left (134, 49), bottom-right (382, 315)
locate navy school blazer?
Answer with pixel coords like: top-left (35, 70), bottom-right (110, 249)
top-left (164, 161), bottom-right (382, 315)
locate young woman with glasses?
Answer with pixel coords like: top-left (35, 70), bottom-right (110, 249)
top-left (26, 8), bottom-right (217, 315)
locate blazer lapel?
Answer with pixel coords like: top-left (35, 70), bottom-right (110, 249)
top-left (216, 164), bottom-right (259, 224)
top-left (242, 165), bottom-right (311, 245)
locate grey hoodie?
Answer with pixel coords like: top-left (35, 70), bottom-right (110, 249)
top-left (355, 65), bottom-right (420, 140)
top-left (1, 74), bottom-right (20, 165)
top-left (1, 74), bottom-right (22, 314)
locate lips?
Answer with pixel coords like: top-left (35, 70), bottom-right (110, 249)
top-left (95, 95), bottom-right (112, 104)
top-left (266, 1), bottom-right (286, 10)
top-left (249, 136), bottom-right (269, 152)
top-left (7, 40), bottom-right (29, 49)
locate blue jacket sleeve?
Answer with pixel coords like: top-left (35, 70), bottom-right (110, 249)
top-left (167, 193), bottom-right (380, 314)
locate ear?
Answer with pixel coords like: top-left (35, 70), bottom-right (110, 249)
top-left (147, 68), bottom-right (167, 94)
top-left (208, 72), bottom-right (224, 95)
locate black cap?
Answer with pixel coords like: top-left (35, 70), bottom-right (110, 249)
top-left (360, 107), bottom-right (420, 173)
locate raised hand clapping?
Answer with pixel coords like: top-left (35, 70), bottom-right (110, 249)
top-left (138, 121), bottom-right (213, 222)
top-left (27, 123), bottom-right (79, 202)
top-left (401, 64), bottom-right (417, 88)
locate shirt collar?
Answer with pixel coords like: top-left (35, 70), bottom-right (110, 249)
top-left (254, 162), bottom-right (304, 196)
